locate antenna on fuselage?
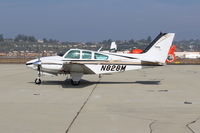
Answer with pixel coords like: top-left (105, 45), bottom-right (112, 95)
top-left (97, 47), bottom-right (103, 52)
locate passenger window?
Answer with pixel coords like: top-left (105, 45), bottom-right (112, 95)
top-left (94, 53), bottom-right (108, 60)
top-left (65, 50), bottom-right (80, 59)
top-left (82, 51), bottom-right (92, 59)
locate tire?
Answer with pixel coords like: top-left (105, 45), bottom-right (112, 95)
top-left (35, 78), bottom-right (41, 84)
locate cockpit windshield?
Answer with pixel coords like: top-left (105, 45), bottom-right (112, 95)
top-left (64, 50), bottom-right (80, 59)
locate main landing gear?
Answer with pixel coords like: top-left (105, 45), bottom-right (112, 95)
top-left (70, 73), bottom-right (83, 86)
top-left (71, 79), bottom-right (80, 85)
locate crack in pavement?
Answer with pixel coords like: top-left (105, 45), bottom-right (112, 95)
top-left (65, 78), bottom-right (101, 133)
top-left (186, 117), bottom-right (200, 133)
top-left (110, 112), bottom-right (157, 133)
top-left (149, 120), bottom-right (156, 133)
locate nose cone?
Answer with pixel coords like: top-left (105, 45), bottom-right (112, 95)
top-left (26, 59), bottom-right (40, 69)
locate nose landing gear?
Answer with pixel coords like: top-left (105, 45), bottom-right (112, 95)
top-left (35, 63), bottom-right (42, 85)
top-left (35, 77), bottom-right (41, 84)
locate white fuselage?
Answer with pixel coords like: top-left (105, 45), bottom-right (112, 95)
top-left (26, 49), bottom-right (152, 75)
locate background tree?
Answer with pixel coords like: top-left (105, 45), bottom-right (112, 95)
top-left (147, 36), bottom-right (152, 43)
top-left (0, 34), bottom-right (4, 42)
top-left (43, 38), bottom-right (48, 43)
top-left (14, 34), bottom-right (37, 42)
top-left (28, 36), bottom-right (37, 42)
top-left (129, 39), bottom-right (135, 44)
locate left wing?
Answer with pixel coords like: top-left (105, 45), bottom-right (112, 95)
top-left (62, 60), bottom-right (160, 74)
top-left (62, 62), bottom-right (95, 74)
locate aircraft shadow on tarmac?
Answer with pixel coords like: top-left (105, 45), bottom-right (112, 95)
top-left (93, 81), bottom-right (161, 86)
top-left (28, 79), bottom-right (160, 88)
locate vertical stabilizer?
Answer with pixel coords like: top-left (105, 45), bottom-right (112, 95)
top-left (110, 42), bottom-right (117, 52)
top-left (142, 33), bottom-right (175, 63)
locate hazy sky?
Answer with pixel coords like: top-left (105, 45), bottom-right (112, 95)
top-left (0, 0), bottom-right (200, 42)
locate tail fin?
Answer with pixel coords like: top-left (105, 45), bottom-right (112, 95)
top-left (110, 42), bottom-right (117, 52)
top-left (143, 33), bottom-right (175, 63)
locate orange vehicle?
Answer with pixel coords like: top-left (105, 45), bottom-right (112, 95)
top-left (128, 45), bottom-right (176, 63)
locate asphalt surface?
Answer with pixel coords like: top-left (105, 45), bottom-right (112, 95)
top-left (0, 64), bottom-right (200, 133)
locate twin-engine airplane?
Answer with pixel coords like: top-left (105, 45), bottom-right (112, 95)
top-left (26, 33), bottom-right (175, 85)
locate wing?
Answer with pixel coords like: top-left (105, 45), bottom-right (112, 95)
top-left (42, 59), bottom-right (161, 75)
top-left (62, 61), bottom-right (95, 74)
top-left (62, 60), bottom-right (146, 74)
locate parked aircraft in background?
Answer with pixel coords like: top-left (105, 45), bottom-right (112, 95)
top-left (26, 33), bottom-right (175, 85)
top-left (166, 45), bottom-right (176, 63)
top-left (110, 42), bottom-right (117, 52)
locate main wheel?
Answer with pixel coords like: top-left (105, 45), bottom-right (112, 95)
top-left (71, 79), bottom-right (80, 85)
top-left (35, 78), bottom-right (41, 84)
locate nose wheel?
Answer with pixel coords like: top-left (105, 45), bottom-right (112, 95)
top-left (35, 64), bottom-right (42, 84)
top-left (35, 78), bottom-right (41, 84)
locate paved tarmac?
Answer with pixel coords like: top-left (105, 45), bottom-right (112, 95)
top-left (0, 64), bottom-right (200, 133)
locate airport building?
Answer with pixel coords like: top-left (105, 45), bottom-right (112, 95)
top-left (175, 52), bottom-right (200, 59)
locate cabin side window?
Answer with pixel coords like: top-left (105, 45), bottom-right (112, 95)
top-left (64, 50), bottom-right (80, 59)
top-left (94, 53), bottom-right (108, 60)
top-left (82, 51), bottom-right (92, 59)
